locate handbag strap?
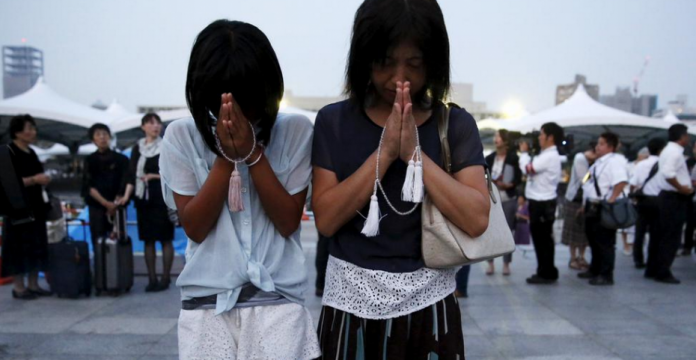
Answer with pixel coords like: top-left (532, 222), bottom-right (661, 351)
top-left (436, 103), bottom-right (497, 204)
top-left (636, 162), bottom-right (659, 195)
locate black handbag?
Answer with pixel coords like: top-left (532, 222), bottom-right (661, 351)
top-left (592, 170), bottom-right (637, 229)
top-left (600, 197), bottom-right (638, 229)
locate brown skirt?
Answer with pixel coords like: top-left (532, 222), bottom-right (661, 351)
top-left (317, 293), bottom-right (465, 360)
top-left (562, 201), bottom-right (589, 246)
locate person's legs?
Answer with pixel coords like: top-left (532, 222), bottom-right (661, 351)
top-left (655, 193), bottom-right (687, 281)
top-left (634, 203), bottom-right (649, 267)
top-left (12, 274), bottom-right (26, 293)
top-left (144, 241), bottom-right (158, 291)
top-left (644, 199), bottom-right (661, 277)
top-left (682, 200), bottom-right (695, 255)
top-left (582, 212), bottom-right (601, 278)
top-left (486, 259), bottom-right (495, 275)
top-left (595, 225), bottom-right (616, 282)
top-left (161, 240), bottom-right (174, 288)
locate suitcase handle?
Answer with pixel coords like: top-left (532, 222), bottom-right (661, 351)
top-left (108, 207), bottom-right (127, 243)
top-left (66, 218), bottom-right (88, 242)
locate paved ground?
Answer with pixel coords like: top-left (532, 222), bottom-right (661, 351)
top-left (1, 221), bottom-right (696, 359)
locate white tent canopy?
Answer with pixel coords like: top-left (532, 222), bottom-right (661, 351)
top-left (477, 85), bottom-right (696, 156)
top-left (663, 110), bottom-right (680, 123)
top-left (105, 99), bottom-right (135, 121)
top-left (0, 78), bottom-right (112, 148)
top-left (0, 77), bottom-right (111, 128)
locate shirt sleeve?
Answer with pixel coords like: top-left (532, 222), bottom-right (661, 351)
top-left (529, 151), bottom-right (556, 175)
top-left (609, 157), bottom-right (629, 186)
top-left (448, 107), bottom-right (486, 173)
top-left (159, 120), bottom-right (199, 210)
top-left (278, 114), bottom-right (314, 195)
top-left (519, 152), bottom-right (531, 174)
top-left (663, 151), bottom-right (682, 179)
top-left (311, 107), bottom-right (335, 172)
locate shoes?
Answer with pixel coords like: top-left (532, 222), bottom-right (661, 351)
top-left (569, 257), bottom-right (583, 270)
top-left (454, 290), bottom-right (468, 298)
top-left (680, 249), bottom-right (692, 256)
top-left (577, 271), bottom-right (597, 279)
top-left (145, 281), bottom-right (159, 292)
top-left (28, 287), bottom-right (53, 297)
top-left (644, 272), bottom-right (655, 279)
top-left (589, 277), bottom-right (614, 286)
top-left (578, 258), bottom-right (590, 270)
top-left (635, 263), bottom-right (646, 269)
top-left (12, 290), bottom-right (37, 300)
top-left (315, 288), bottom-right (324, 297)
top-left (502, 268), bottom-right (511, 276)
top-left (526, 275), bottom-right (556, 285)
top-left (655, 275), bottom-right (681, 284)
top-left (155, 280), bottom-right (171, 292)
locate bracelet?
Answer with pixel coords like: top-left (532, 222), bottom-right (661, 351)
top-left (214, 120), bottom-right (257, 164)
top-left (247, 150), bottom-right (263, 167)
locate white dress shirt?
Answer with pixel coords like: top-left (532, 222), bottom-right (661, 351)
top-left (582, 153), bottom-right (629, 202)
top-left (565, 152), bottom-right (589, 202)
top-left (629, 155), bottom-right (661, 196)
top-left (655, 142), bottom-right (692, 193)
top-left (520, 146), bottom-right (562, 201)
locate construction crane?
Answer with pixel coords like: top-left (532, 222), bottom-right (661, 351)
top-left (633, 56), bottom-right (651, 96)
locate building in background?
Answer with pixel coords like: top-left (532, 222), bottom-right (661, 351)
top-left (653, 94), bottom-right (696, 122)
top-left (2, 45), bottom-right (44, 99)
top-left (556, 74), bottom-right (599, 105)
top-left (600, 87), bottom-right (658, 117)
top-left (632, 94), bottom-right (658, 117)
top-left (283, 82), bottom-right (495, 120)
top-left (137, 105), bottom-right (186, 113)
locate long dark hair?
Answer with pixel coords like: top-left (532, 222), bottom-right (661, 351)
top-left (345, 0), bottom-right (450, 107)
top-left (185, 20), bottom-right (284, 154)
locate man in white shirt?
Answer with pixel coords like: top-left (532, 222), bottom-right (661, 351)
top-left (650, 124), bottom-right (694, 284)
top-left (578, 132), bottom-right (628, 285)
top-left (519, 122), bottom-right (564, 284)
top-left (629, 138), bottom-right (666, 270)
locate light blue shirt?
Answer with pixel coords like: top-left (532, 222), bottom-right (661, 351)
top-left (159, 114), bottom-right (313, 315)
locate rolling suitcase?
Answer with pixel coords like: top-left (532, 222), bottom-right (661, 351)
top-left (94, 207), bottom-right (133, 296)
top-left (47, 219), bottom-right (92, 298)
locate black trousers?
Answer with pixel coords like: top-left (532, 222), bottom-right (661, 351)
top-left (654, 191), bottom-right (689, 279)
top-left (635, 197), bottom-right (660, 267)
top-left (683, 199), bottom-right (695, 252)
top-left (315, 233), bottom-right (330, 290)
top-left (529, 199), bottom-right (558, 280)
top-left (584, 206), bottom-right (617, 280)
top-left (88, 205), bottom-right (111, 248)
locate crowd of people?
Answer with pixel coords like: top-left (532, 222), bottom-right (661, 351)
top-left (1, 112), bottom-right (175, 299)
top-left (1, 0), bottom-right (695, 359)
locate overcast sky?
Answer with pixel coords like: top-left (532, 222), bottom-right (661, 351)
top-left (1, 0), bottom-right (694, 114)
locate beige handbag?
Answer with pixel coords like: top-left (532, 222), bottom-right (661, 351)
top-left (421, 104), bottom-right (516, 268)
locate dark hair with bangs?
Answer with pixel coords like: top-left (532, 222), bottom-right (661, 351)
top-left (9, 114), bottom-right (36, 140)
top-left (185, 20), bottom-right (284, 154)
top-left (141, 112), bottom-right (162, 126)
top-left (600, 132), bottom-right (619, 151)
top-left (345, 0), bottom-right (450, 107)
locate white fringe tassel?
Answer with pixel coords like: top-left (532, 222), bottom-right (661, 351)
top-left (412, 149), bottom-right (424, 203)
top-left (361, 182), bottom-right (382, 237)
top-left (401, 159), bottom-right (415, 202)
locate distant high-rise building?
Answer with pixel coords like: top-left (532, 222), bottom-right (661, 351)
top-left (2, 46), bottom-right (44, 99)
top-left (556, 74), bottom-right (599, 105)
top-left (632, 94), bottom-right (658, 117)
top-left (600, 87), bottom-right (658, 117)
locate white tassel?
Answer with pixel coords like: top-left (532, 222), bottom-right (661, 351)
top-left (412, 160), bottom-right (424, 202)
top-left (228, 164), bottom-right (244, 212)
top-left (361, 183), bottom-right (381, 237)
top-left (401, 159), bottom-right (415, 201)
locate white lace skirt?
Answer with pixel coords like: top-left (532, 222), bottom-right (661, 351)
top-left (178, 302), bottom-right (321, 360)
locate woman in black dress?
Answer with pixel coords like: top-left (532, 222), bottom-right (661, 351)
top-left (1, 115), bottom-right (53, 300)
top-left (123, 113), bottom-right (174, 292)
